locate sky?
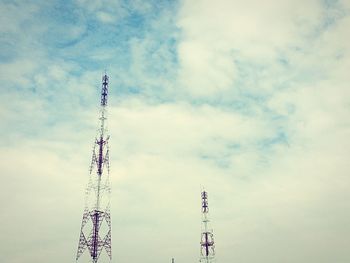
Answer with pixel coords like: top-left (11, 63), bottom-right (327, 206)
top-left (0, 0), bottom-right (350, 262)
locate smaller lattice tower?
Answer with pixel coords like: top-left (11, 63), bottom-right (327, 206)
top-left (200, 190), bottom-right (215, 263)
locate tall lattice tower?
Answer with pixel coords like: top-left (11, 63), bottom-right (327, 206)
top-left (200, 190), bottom-right (215, 263)
top-left (76, 74), bottom-right (112, 263)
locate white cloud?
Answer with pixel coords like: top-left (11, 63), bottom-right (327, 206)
top-left (178, 40), bottom-right (236, 96)
top-left (176, 0), bottom-right (324, 96)
top-left (109, 100), bottom-right (275, 158)
top-left (96, 11), bottom-right (117, 23)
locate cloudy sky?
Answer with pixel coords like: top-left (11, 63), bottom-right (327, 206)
top-left (1, 0), bottom-right (350, 262)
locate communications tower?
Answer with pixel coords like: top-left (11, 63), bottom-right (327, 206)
top-left (76, 74), bottom-right (112, 263)
top-left (200, 190), bottom-right (215, 263)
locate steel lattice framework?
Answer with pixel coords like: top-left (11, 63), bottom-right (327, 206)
top-left (76, 74), bottom-right (112, 263)
top-left (200, 190), bottom-right (215, 263)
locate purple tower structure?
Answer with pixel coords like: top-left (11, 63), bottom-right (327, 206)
top-left (76, 74), bottom-right (112, 263)
top-left (200, 190), bottom-right (215, 263)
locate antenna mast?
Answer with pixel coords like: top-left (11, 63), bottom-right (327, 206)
top-left (200, 190), bottom-right (215, 263)
top-left (76, 74), bottom-right (112, 263)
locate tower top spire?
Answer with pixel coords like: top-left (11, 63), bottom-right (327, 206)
top-left (101, 74), bottom-right (109, 107)
top-left (202, 190), bottom-right (209, 214)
